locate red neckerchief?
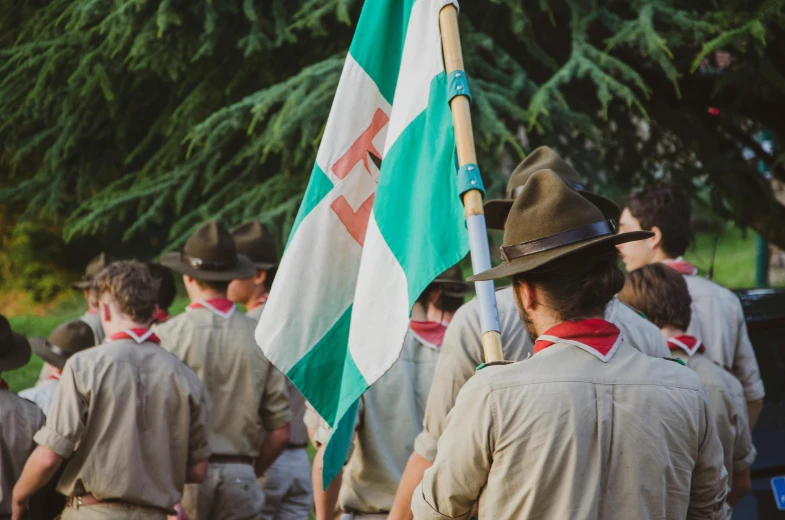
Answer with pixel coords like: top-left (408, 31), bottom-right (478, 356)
top-left (663, 258), bottom-right (698, 276)
top-left (667, 335), bottom-right (705, 356)
top-left (410, 320), bottom-right (448, 351)
top-left (0, 379), bottom-right (8, 390)
top-left (187, 298), bottom-right (236, 319)
top-left (151, 308), bottom-right (170, 324)
top-left (108, 329), bottom-right (161, 344)
top-left (247, 294), bottom-right (269, 311)
top-left (534, 319), bottom-right (622, 362)
top-left (47, 370), bottom-right (62, 381)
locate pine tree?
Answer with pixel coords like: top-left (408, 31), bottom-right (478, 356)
top-left (2, 0), bottom-right (785, 250)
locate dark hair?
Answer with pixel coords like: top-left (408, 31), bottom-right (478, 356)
top-left (263, 267), bottom-right (277, 293)
top-left (195, 279), bottom-right (231, 293)
top-left (618, 263), bottom-right (692, 330)
top-left (416, 284), bottom-right (464, 315)
top-left (625, 182), bottom-right (692, 258)
top-left (512, 245), bottom-right (624, 322)
top-left (93, 261), bottom-right (159, 323)
top-left (146, 263), bottom-right (176, 310)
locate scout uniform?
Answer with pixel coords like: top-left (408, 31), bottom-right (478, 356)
top-left (33, 328), bottom-right (211, 519)
top-left (0, 315), bottom-right (46, 520)
top-left (19, 320), bottom-right (95, 416)
top-left (156, 221), bottom-right (292, 520)
top-left (412, 170), bottom-right (728, 519)
top-left (665, 258), bottom-right (765, 403)
top-left (308, 268), bottom-right (472, 518)
top-left (667, 335), bottom-right (756, 514)
top-left (231, 220), bottom-right (313, 520)
top-left (413, 148), bottom-right (669, 465)
top-left (72, 253), bottom-right (113, 346)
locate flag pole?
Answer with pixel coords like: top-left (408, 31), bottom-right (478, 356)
top-left (440, 4), bottom-right (504, 363)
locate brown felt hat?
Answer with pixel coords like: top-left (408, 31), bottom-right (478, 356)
top-left (231, 220), bottom-right (278, 270)
top-left (484, 146), bottom-right (620, 229)
top-left (160, 221), bottom-right (256, 281)
top-left (71, 253), bottom-right (113, 290)
top-left (0, 314), bottom-right (32, 372)
top-left (469, 170), bottom-right (652, 282)
top-left (433, 265), bottom-right (474, 298)
top-left (29, 320), bottom-right (95, 370)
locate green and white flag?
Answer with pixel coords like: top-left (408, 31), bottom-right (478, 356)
top-left (256, 0), bottom-right (467, 482)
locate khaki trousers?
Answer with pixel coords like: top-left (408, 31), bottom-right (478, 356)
top-left (182, 462), bottom-right (265, 520)
top-left (259, 448), bottom-right (313, 520)
top-left (60, 503), bottom-right (166, 519)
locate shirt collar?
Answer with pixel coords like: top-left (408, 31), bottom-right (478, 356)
top-left (410, 320), bottom-right (448, 351)
top-left (663, 257), bottom-right (698, 276)
top-left (667, 335), bottom-right (705, 356)
top-left (534, 319), bottom-right (622, 363)
top-left (108, 329), bottom-right (161, 345)
top-left (247, 294), bottom-right (269, 311)
top-left (187, 298), bottom-right (236, 319)
top-left (151, 308), bottom-right (170, 324)
top-left (47, 370), bottom-right (62, 381)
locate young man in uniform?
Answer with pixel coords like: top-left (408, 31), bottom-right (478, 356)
top-left (20, 320), bottom-right (95, 416)
top-left (71, 253), bottom-right (113, 345)
top-left (390, 147), bottom-right (670, 518)
top-left (12, 261), bottom-right (211, 520)
top-left (411, 170), bottom-right (728, 519)
top-left (308, 266), bottom-right (472, 520)
top-left (617, 183), bottom-right (765, 427)
top-left (0, 314), bottom-right (46, 520)
top-left (155, 220), bottom-right (293, 520)
top-left (228, 219), bottom-right (311, 520)
top-left (619, 263), bottom-right (756, 513)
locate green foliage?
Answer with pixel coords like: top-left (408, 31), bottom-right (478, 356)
top-left (2, 0), bottom-right (785, 253)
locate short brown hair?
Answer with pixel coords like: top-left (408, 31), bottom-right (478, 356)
top-left (625, 183), bottom-right (692, 258)
top-left (512, 245), bottom-right (624, 322)
top-left (93, 261), bottom-right (159, 323)
top-left (146, 263), bottom-right (176, 310)
top-left (618, 263), bottom-right (692, 330)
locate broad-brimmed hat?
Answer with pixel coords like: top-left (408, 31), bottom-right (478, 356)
top-left (469, 170), bottom-right (652, 281)
top-left (231, 220), bottom-right (279, 270)
top-left (433, 265), bottom-right (474, 298)
top-left (29, 320), bottom-right (95, 370)
top-left (484, 146), bottom-right (620, 229)
top-left (160, 221), bottom-right (256, 281)
top-left (71, 253), bottom-right (113, 290)
top-left (0, 314), bottom-right (31, 372)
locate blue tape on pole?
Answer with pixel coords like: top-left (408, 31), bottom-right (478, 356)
top-left (448, 70), bottom-right (472, 104)
top-left (458, 163), bottom-right (485, 199)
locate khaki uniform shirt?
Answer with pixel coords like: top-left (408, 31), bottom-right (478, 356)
top-left (0, 390), bottom-right (45, 517)
top-left (414, 287), bottom-right (669, 462)
top-left (19, 379), bottom-right (58, 416)
top-left (684, 275), bottom-right (765, 401)
top-left (307, 330), bottom-right (439, 513)
top-left (33, 338), bottom-right (211, 511)
top-left (412, 341), bottom-right (728, 520)
top-left (79, 311), bottom-right (104, 345)
top-left (675, 350), bottom-right (756, 478)
top-left (154, 306), bottom-right (292, 456)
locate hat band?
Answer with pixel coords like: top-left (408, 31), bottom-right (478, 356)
top-left (49, 344), bottom-right (69, 358)
top-left (181, 253), bottom-right (236, 272)
top-left (500, 220), bottom-right (617, 262)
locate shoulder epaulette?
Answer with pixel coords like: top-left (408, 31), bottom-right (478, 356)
top-left (476, 360), bottom-right (514, 372)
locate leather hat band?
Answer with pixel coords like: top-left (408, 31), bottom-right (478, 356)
top-left (181, 253), bottom-right (236, 271)
top-left (500, 220), bottom-right (617, 262)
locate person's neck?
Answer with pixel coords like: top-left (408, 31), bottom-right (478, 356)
top-left (243, 287), bottom-right (269, 310)
top-left (103, 317), bottom-right (151, 338)
top-left (532, 311), bottom-right (604, 337)
top-left (425, 304), bottom-right (454, 325)
top-left (651, 249), bottom-right (673, 264)
top-left (187, 287), bottom-right (227, 303)
top-left (660, 325), bottom-right (687, 340)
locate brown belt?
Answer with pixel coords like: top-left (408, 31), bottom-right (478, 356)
top-left (209, 454), bottom-right (254, 465)
top-left (67, 495), bottom-right (114, 509)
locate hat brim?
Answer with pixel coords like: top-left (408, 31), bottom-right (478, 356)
top-left (29, 338), bottom-right (68, 370)
top-left (468, 230), bottom-right (653, 282)
top-left (0, 332), bottom-right (32, 372)
top-left (252, 261), bottom-right (278, 271)
top-left (433, 278), bottom-right (474, 297)
top-left (160, 252), bottom-right (257, 281)
top-left (483, 190), bottom-right (619, 231)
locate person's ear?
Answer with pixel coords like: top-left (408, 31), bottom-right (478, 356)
top-left (650, 226), bottom-right (663, 250)
top-left (518, 279), bottom-right (536, 311)
top-left (253, 270), bottom-right (268, 287)
top-left (101, 302), bottom-right (111, 323)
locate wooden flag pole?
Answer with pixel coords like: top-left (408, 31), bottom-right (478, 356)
top-left (440, 4), bottom-right (504, 363)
